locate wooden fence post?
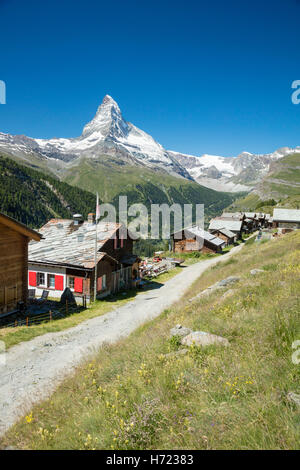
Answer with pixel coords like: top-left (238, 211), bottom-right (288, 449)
top-left (49, 310), bottom-right (52, 321)
top-left (15, 320), bottom-right (17, 328)
top-left (26, 316), bottom-right (29, 327)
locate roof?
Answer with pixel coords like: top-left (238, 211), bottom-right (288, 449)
top-left (212, 228), bottom-right (236, 238)
top-left (245, 212), bottom-right (257, 219)
top-left (28, 219), bottom-right (122, 268)
top-left (0, 211), bottom-right (42, 241)
top-left (221, 212), bottom-right (244, 220)
top-left (209, 218), bottom-right (243, 232)
top-left (273, 208), bottom-right (300, 223)
top-left (173, 226), bottom-right (225, 247)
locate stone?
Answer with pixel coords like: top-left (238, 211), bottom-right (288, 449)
top-left (250, 269), bottom-right (264, 276)
top-left (217, 276), bottom-right (241, 287)
top-left (287, 392), bottom-right (300, 407)
top-left (170, 324), bottom-right (192, 338)
top-left (221, 289), bottom-right (235, 299)
top-left (181, 331), bottom-right (230, 348)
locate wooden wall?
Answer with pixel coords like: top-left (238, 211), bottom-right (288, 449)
top-left (0, 221), bottom-right (28, 314)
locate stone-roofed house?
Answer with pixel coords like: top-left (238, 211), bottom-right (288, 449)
top-left (28, 214), bottom-right (137, 302)
top-left (171, 226), bottom-right (226, 254)
top-left (272, 208), bottom-right (300, 232)
top-left (208, 218), bottom-right (243, 238)
top-left (208, 227), bottom-right (237, 245)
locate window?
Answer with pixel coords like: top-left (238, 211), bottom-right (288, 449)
top-left (102, 274), bottom-right (106, 290)
top-left (68, 276), bottom-right (75, 290)
top-left (48, 274), bottom-right (55, 289)
top-left (37, 272), bottom-right (45, 287)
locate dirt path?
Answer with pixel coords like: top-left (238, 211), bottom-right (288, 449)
top-left (0, 243), bottom-right (245, 437)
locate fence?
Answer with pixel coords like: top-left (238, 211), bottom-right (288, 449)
top-left (0, 296), bottom-right (87, 330)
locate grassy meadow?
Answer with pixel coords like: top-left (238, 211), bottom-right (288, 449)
top-left (1, 231), bottom-right (300, 450)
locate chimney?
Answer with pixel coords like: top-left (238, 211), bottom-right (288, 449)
top-left (88, 212), bottom-right (96, 224)
top-left (73, 214), bottom-right (84, 226)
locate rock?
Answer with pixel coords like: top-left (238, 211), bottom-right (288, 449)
top-left (181, 331), bottom-right (230, 348)
top-left (189, 276), bottom-right (240, 303)
top-left (217, 276), bottom-right (240, 287)
top-left (221, 289), bottom-right (235, 299)
top-left (287, 392), bottom-right (300, 407)
top-left (170, 324), bottom-right (192, 338)
top-left (250, 269), bottom-right (264, 276)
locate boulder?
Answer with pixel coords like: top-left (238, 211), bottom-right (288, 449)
top-left (250, 269), bottom-right (264, 276)
top-left (217, 276), bottom-right (240, 287)
top-left (170, 324), bottom-right (192, 338)
top-left (181, 331), bottom-right (230, 347)
top-left (287, 392), bottom-right (300, 407)
top-left (221, 289), bottom-right (235, 299)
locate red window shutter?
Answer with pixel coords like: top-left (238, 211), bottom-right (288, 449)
top-left (74, 277), bottom-right (83, 293)
top-left (97, 276), bottom-right (102, 292)
top-left (55, 275), bottom-right (64, 291)
top-left (29, 271), bottom-right (37, 287)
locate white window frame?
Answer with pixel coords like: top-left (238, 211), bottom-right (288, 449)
top-left (68, 276), bottom-right (75, 291)
top-left (37, 272), bottom-right (46, 287)
top-left (47, 273), bottom-right (55, 289)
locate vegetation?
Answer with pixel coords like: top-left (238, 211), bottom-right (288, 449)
top-left (0, 155), bottom-right (96, 229)
top-left (228, 153), bottom-right (300, 213)
top-left (2, 231), bottom-right (300, 449)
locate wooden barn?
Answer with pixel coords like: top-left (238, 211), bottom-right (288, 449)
top-left (28, 215), bottom-right (138, 302)
top-left (209, 228), bottom-right (237, 245)
top-left (171, 226), bottom-right (225, 254)
top-left (0, 212), bottom-right (42, 316)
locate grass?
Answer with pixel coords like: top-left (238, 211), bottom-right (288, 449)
top-left (2, 231), bottom-right (300, 450)
top-left (0, 265), bottom-right (188, 350)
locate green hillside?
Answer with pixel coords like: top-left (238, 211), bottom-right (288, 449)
top-left (62, 155), bottom-right (241, 220)
top-left (0, 153), bottom-right (242, 243)
top-left (0, 155), bottom-right (96, 229)
top-left (227, 153), bottom-right (300, 213)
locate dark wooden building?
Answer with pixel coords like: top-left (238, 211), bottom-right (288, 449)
top-left (0, 212), bottom-right (42, 315)
top-left (171, 226), bottom-right (225, 254)
top-left (28, 215), bottom-right (138, 302)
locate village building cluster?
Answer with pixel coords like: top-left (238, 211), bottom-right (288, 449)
top-left (0, 207), bottom-right (300, 318)
top-left (171, 210), bottom-right (272, 254)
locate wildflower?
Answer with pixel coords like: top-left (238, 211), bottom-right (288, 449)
top-left (25, 412), bottom-right (33, 424)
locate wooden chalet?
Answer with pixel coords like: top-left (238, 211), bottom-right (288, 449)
top-left (272, 208), bottom-right (300, 232)
top-left (28, 214), bottom-right (138, 302)
top-left (0, 212), bottom-right (42, 316)
top-left (208, 218), bottom-right (243, 239)
top-left (209, 227), bottom-right (237, 245)
top-left (171, 226), bottom-right (225, 254)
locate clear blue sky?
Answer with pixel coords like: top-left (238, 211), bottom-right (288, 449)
top-left (0, 0), bottom-right (300, 156)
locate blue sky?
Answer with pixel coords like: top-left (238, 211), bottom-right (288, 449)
top-left (0, 0), bottom-right (299, 156)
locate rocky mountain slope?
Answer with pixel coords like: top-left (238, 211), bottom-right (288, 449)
top-left (0, 95), bottom-right (190, 180)
top-left (170, 147), bottom-right (300, 192)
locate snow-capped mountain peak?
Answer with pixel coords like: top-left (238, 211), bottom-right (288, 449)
top-left (82, 94), bottom-right (128, 139)
top-left (0, 95), bottom-right (191, 179)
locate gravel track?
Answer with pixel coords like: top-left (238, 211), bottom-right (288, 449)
top-left (0, 244), bottom-right (244, 437)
